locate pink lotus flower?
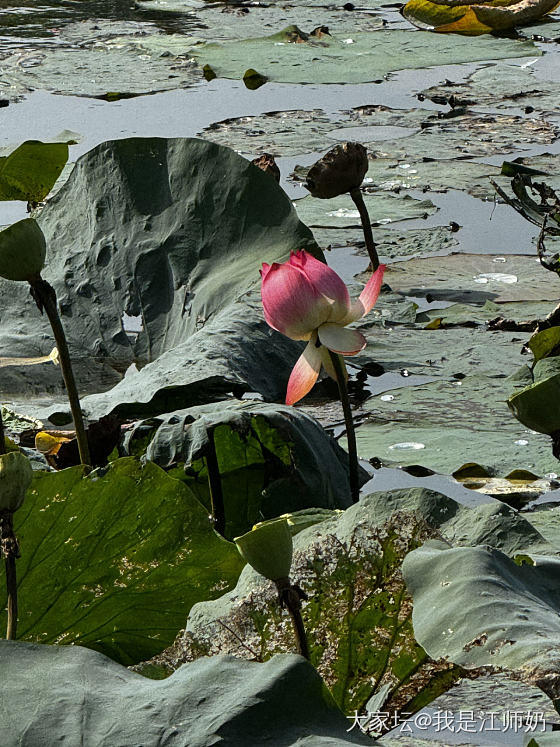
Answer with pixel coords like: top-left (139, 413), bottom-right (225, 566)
top-left (261, 250), bottom-right (385, 405)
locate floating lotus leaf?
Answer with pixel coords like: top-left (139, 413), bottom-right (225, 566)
top-left (0, 38), bottom-right (200, 99)
top-left (354, 373), bottom-right (559, 476)
top-left (403, 0), bottom-right (560, 34)
top-left (382, 253), bottom-right (560, 303)
top-left (0, 458), bottom-right (244, 665)
top-left (295, 192), bottom-right (437, 229)
top-left (421, 63), bottom-right (560, 115)
top-left (185, 26), bottom-right (539, 85)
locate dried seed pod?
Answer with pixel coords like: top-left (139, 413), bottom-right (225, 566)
top-left (234, 517), bottom-right (293, 582)
top-left (251, 153), bottom-right (281, 183)
top-left (0, 218), bottom-right (46, 282)
top-left (305, 142), bottom-right (368, 199)
top-left (0, 451), bottom-right (33, 513)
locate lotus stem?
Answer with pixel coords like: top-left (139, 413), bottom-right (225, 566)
top-left (1, 511), bottom-right (19, 640)
top-left (349, 187), bottom-right (380, 272)
top-left (205, 428), bottom-right (225, 536)
top-left (275, 577), bottom-right (309, 660)
top-left (328, 351), bottom-right (360, 504)
top-left (28, 276), bottom-right (91, 468)
top-left (0, 408), bottom-right (5, 455)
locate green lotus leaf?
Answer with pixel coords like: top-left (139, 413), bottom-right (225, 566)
top-left (0, 644), bottom-right (367, 746)
top-left (187, 27), bottom-right (539, 85)
top-left (528, 326), bottom-right (560, 363)
top-left (508, 357), bottom-right (560, 435)
top-left (0, 138), bottom-right (318, 412)
top-left (0, 458), bottom-right (244, 665)
top-left (0, 141), bottom-right (68, 202)
top-left (121, 401), bottom-right (365, 539)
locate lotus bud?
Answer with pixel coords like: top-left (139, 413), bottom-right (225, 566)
top-left (0, 451), bottom-right (33, 513)
top-left (234, 517), bottom-right (293, 581)
top-left (305, 142), bottom-right (368, 199)
top-left (0, 218), bottom-right (46, 282)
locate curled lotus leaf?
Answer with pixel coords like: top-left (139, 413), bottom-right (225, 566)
top-left (403, 0), bottom-right (560, 34)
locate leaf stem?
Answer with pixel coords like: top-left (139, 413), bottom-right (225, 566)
top-left (349, 187), bottom-right (379, 272)
top-left (328, 351), bottom-right (360, 504)
top-left (205, 428), bottom-right (225, 536)
top-left (0, 408), bottom-right (5, 456)
top-left (1, 511), bottom-right (19, 640)
top-left (28, 276), bottom-right (91, 468)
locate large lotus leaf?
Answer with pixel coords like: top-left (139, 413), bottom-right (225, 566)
top-left (162, 489), bottom-right (555, 717)
top-left (383, 254), bottom-right (559, 303)
top-left (0, 138), bottom-right (316, 389)
top-left (403, 0), bottom-right (560, 34)
top-left (403, 542), bottom-right (560, 711)
top-left (121, 400), bottom-right (365, 538)
top-left (508, 356), bottom-right (560, 435)
top-left (421, 63), bottom-right (560, 115)
top-left (39, 299), bottom-right (303, 425)
top-left (0, 458), bottom-right (244, 665)
top-left (295, 192), bottom-right (437, 229)
top-left (354, 374), bottom-right (559, 476)
top-left (184, 27), bottom-right (539, 85)
top-left (0, 645), bottom-right (369, 747)
top-left (0, 141), bottom-right (68, 202)
top-left (170, 488), bottom-right (478, 717)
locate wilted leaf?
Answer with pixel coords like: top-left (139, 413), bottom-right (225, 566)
top-left (403, 0), bottom-right (560, 34)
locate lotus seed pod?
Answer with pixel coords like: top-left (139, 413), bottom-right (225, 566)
top-left (234, 518), bottom-right (293, 581)
top-left (305, 142), bottom-right (368, 199)
top-left (0, 218), bottom-right (46, 282)
top-left (0, 451), bottom-right (33, 513)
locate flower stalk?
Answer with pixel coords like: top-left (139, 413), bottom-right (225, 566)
top-left (328, 351), bottom-right (360, 504)
top-left (349, 187), bottom-right (380, 272)
top-left (29, 275), bottom-right (91, 468)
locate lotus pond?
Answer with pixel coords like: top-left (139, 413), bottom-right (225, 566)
top-left (1, 0), bottom-right (560, 744)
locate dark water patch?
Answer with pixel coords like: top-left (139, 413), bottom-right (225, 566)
top-left (0, 0), bottom-right (198, 47)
